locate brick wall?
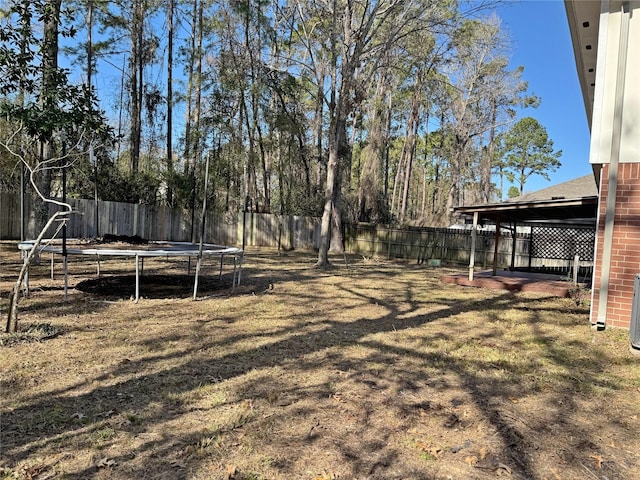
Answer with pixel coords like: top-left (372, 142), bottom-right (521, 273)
top-left (591, 163), bottom-right (640, 329)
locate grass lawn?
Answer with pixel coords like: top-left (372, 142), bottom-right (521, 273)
top-left (1, 242), bottom-right (639, 480)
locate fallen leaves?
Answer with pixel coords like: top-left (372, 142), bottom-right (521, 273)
top-left (18, 464), bottom-right (48, 479)
top-left (589, 453), bottom-right (604, 469)
top-left (96, 457), bottom-right (117, 468)
top-left (471, 460), bottom-right (512, 476)
top-left (313, 470), bottom-right (339, 480)
top-left (2, 250), bottom-right (638, 480)
top-left (414, 439), bottom-right (442, 460)
top-left (226, 464), bottom-right (238, 479)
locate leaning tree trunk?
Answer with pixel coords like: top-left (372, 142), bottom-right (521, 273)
top-left (7, 208), bottom-right (71, 333)
top-left (3, 129), bottom-right (76, 333)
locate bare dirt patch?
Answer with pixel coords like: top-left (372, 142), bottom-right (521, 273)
top-left (1, 242), bottom-right (639, 479)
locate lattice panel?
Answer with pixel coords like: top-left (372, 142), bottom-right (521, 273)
top-left (530, 226), bottom-right (595, 261)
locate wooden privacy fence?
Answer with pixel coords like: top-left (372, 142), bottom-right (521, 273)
top-left (0, 193), bottom-right (595, 273)
top-left (344, 223), bottom-right (532, 269)
top-left (0, 193), bottom-right (320, 250)
top-left (345, 223), bottom-right (595, 278)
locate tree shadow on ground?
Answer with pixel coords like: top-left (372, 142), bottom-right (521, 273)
top-left (1, 251), bottom-right (636, 479)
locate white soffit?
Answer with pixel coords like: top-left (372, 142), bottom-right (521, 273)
top-left (565, 0), bottom-right (601, 125)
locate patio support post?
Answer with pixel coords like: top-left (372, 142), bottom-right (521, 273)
top-left (511, 221), bottom-right (517, 271)
top-left (493, 217), bottom-right (501, 276)
top-left (468, 211), bottom-right (479, 281)
top-left (528, 229), bottom-right (533, 272)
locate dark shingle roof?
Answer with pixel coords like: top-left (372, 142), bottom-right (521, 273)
top-left (511, 174), bottom-right (597, 202)
top-left (455, 174), bottom-right (598, 224)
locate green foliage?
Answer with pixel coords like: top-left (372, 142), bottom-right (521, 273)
top-left (507, 186), bottom-right (520, 199)
top-left (499, 117), bottom-right (562, 194)
top-left (97, 162), bottom-right (160, 204)
top-left (0, 0), bottom-right (543, 227)
top-left (0, 0), bottom-right (111, 144)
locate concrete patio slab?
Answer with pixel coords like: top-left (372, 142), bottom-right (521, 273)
top-left (441, 270), bottom-right (577, 297)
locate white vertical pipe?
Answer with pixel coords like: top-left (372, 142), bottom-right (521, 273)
top-left (135, 254), bottom-right (140, 303)
top-left (596, 2), bottom-right (630, 329)
top-left (468, 212), bottom-right (479, 281)
top-left (193, 151), bottom-right (211, 300)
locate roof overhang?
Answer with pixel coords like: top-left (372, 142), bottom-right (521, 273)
top-left (454, 196), bottom-right (598, 225)
top-left (564, 0), bottom-right (601, 126)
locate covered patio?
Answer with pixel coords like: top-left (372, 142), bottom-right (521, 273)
top-left (446, 176), bottom-right (598, 296)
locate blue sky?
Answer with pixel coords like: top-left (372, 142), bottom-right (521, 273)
top-left (62, 0), bottom-right (591, 198)
top-left (494, 0), bottom-right (593, 194)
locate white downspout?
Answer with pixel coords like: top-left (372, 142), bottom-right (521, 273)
top-left (468, 211), bottom-right (479, 281)
top-left (596, 1), bottom-right (630, 329)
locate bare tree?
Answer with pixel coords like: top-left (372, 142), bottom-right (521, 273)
top-left (2, 129), bottom-right (88, 333)
top-left (294, 0), bottom-right (452, 265)
top-left (443, 16), bottom-right (534, 218)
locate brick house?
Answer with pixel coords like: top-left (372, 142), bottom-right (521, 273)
top-left (566, 0), bottom-right (640, 330)
top-left (456, 1), bottom-right (639, 331)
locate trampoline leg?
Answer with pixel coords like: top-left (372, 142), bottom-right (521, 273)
top-left (135, 254), bottom-right (140, 303)
top-left (50, 252), bottom-right (55, 280)
top-left (219, 255), bottom-right (224, 280)
top-left (24, 252), bottom-right (30, 297)
top-left (237, 253), bottom-right (244, 286)
top-left (63, 255), bottom-right (68, 302)
top-left (96, 255), bottom-right (101, 276)
top-left (193, 256), bottom-right (202, 300)
top-left (231, 257), bottom-right (237, 292)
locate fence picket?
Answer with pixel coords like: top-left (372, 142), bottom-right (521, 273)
top-left (0, 193), bottom-right (593, 275)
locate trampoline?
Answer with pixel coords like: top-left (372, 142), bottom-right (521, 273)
top-left (18, 239), bottom-right (244, 302)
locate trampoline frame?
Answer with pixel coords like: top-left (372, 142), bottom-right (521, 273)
top-left (18, 239), bottom-right (244, 302)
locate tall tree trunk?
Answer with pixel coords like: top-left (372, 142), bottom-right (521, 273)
top-left (184, 0), bottom-right (197, 169)
top-left (86, 0), bottom-right (93, 93)
top-left (390, 149), bottom-right (403, 217)
top-left (318, 114), bottom-right (346, 265)
top-left (383, 93), bottom-right (392, 205)
top-left (166, 0), bottom-right (174, 205)
top-left (239, 92), bottom-right (257, 211)
top-left (190, 0), bottom-right (204, 240)
top-left (399, 70), bottom-right (423, 223)
top-left (38, 0), bottom-right (62, 213)
top-left (446, 137), bottom-right (468, 221)
top-left (116, 54), bottom-right (125, 161)
top-left (358, 71), bottom-right (388, 222)
top-left (244, 1), bottom-right (270, 212)
top-left (317, 3), bottom-right (341, 267)
top-left (129, 0), bottom-right (144, 172)
top-left (313, 74), bottom-right (325, 191)
top-left (482, 98), bottom-right (497, 203)
top-left (194, 0), bottom-right (203, 164)
top-left (421, 167), bottom-right (427, 218)
top-left (420, 109), bottom-right (430, 219)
